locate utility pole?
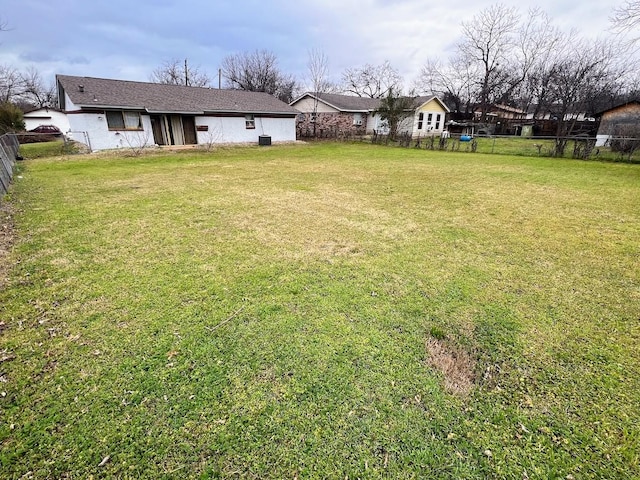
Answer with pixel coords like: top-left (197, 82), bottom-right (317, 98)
top-left (184, 58), bottom-right (189, 86)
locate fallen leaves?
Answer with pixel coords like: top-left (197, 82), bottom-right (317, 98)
top-left (0, 350), bottom-right (16, 363)
top-left (166, 350), bottom-right (179, 360)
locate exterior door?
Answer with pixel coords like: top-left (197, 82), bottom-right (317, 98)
top-left (182, 116), bottom-right (197, 145)
top-left (150, 115), bottom-right (166, 145)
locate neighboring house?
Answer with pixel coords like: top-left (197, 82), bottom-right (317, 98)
top-left (23, 107), bottom-right (70, 133)
top-left (595, 100), bottom-right (640, 147)
top-left (290, 92), bottom-right (380, 137)
top-left (487, 104), bottom-right (527, 120)
top-left (408, 96), bottom-right (450, 137)
top-left (290, 92), bottom-right (449, 138)
top-left (56, 75), bottom-right (299, 151)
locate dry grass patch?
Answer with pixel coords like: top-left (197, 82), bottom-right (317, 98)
top-left (228, 184), bottom-right (419, 260)
top-left (426, 337), bottom-right (476, 397)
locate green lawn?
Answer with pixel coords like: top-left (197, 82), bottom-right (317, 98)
top-left (1, 143), bottom-right (639, 478)
top-left (17, 140), bottom-right (68, 159)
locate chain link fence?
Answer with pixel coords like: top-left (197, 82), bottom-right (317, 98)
top-left (0, 134), bottom-right (19, 196)
top-left (363, 133), bottom-right (640, 162)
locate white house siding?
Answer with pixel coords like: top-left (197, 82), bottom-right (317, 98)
top-left (195, 116), bottom-right (296, 144)
top-left (65, 113), bottom-right (295, 151)
top-left (23, 109), bottom-right (71, 133)
top-left (411, 99), bottom-right (447, 137)
top-left (398, 116), bottom-right (416, 135)
top-left (66, 112), bottom-right (154, 152)
top-left (63, 91), bottom-right (297, 151)
top-left (367, 113), bottom-right (387, 134)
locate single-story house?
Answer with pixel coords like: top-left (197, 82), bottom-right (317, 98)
top-left (595, 100), bottom-right (640, 147)
top-left (290, 92), bottom-right (380, 137)
top-left (56, 75), bottom-right (299, 151)
top-left (290, 92), bottom-right (449, 138)
top-left (23, 107), bottom-right (71, 133)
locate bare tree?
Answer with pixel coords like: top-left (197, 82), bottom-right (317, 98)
top-left (120, 130), bottom-right (151, 156)
top-left (504, 8), bottom-right (562, 109)
top-left (307, 48), bottom-right (334, 94)
top-left (200, 123), bottom-right (224, 152)
top-left (342, 61), bottom-right (402, 98)
top-left (150, 59), bottom-right (210, 87)
top-left (19, 67), bottom-right (57, 108)
top-left (416, 55), bottom-right (478, 114)
top-left (485, 8), bottom-right (565, 120)
top-left (458, 4), bottom-right (520, 121)
top-left (545, 38), bottom-right (624, 156)
top-left (611, 0), bottom-right (640, 42)
top-left (274, 74), bottom-right (299, 104)
top-left (0, 64), bottom-right (22, 104)
top-left (306, 48), bottom-right (335, 136)
top-left (221, 49), bottom-right (298, 103)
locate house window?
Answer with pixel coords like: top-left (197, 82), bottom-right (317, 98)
top-left (427, 113), bottom-right (433, 126)
top-left (310, 112), bottom-right (317, 123)
top-left (418, 112), bottom-right (424, 130)
top-left (106, 111), bottom-right (142, 130)
top-left (435, 114), bottom-right (441, 130)
top-left (245, 114), bottom-right (255, 129)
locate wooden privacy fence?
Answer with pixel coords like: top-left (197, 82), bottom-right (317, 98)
top-left (0, 134), bottom-right (19, 196)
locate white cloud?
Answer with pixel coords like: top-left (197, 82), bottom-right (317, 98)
top-left (0, 0), bottom-right (632, 89)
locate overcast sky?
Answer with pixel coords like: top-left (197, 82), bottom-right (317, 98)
top-left (0, 0), bottom-right (631, 91)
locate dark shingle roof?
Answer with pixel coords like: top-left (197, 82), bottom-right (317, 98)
top-left (293, 93), bottom-right (449, 113)
top-left (294, 93), bottom-right (381, 112)
top-left (57, 75), bottom-right (299, 115)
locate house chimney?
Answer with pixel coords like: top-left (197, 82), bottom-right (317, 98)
top-left (78, 85), bottom-right (84, 93)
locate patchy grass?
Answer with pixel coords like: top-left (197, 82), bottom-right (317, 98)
top-left (425, 338), bottom-right (476, 397)
top-left (1, 143), bottom-right (639, 478)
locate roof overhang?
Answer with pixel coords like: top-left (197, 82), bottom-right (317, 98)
top-left (146, 109), bottom-right (204, 115)
top-left (415, 96), bottom-right (451, 113)
top-left (202, 110), bottom-right (298, 117)
top-left (77, 104), bottom-right (146, 110)
top-left (291, 93), bottom-right (375, 114)
top-left (75, 107), bottom-right (295, 117)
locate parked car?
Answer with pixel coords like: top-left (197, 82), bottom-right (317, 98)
top-left (29, 125), bottom-right (62, 135)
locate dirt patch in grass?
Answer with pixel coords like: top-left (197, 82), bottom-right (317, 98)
top-left (426, 338), bottom-right (476, 397)
top-left (0, 200), bottom-right (16, 289)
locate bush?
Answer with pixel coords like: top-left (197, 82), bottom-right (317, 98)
top-left (16, 133), bottom-right (61, 144)
top-left (0, 102), bottom-right (26, 134)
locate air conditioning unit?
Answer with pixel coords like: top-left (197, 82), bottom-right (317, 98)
top-left (354, 119), bottom-right (363, 126)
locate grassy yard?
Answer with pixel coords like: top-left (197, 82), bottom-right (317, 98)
top-left (18, 140), bottom-right (83, 160)
top-left (1, 143), bottom-right (639, 478)
top-left (17, 140), bottom-right (67, 159)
